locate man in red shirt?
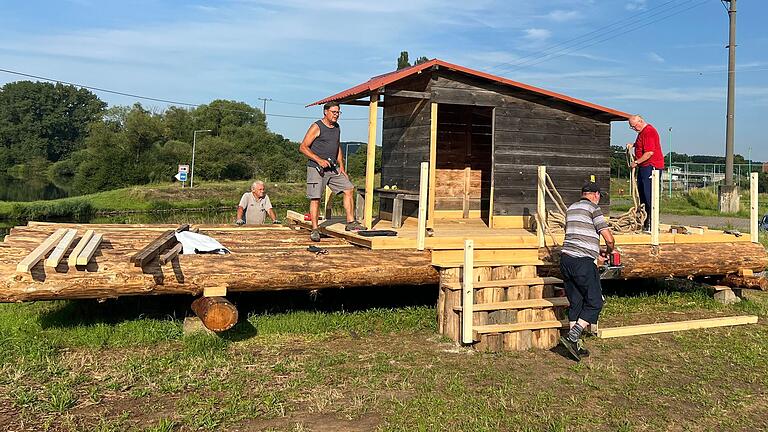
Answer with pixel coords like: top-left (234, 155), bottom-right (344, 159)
top-left (626, 115), bottom-right (664, 232)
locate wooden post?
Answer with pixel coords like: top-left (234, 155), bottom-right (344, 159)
top-left (751, 172), bottom-right (758, 243)
top-left (363, 94), bottom-right (378, 229)
top-left (427, 102), bottom-right (437, 229)
top-left (417, 162), bottom-right (429, 251)
top-left (651, 169), bottom-right (660, 246)
top-left (462, 166), bottom-right (471, 219)
top-left (537, 166), bottom-right (546, 247)
top-left (323, 186), bottom-right (333, 220)
top-left (462, 240), bottom-right (474, 344)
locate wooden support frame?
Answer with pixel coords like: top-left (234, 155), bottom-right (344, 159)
top-left (363, 94), bottom-right (379, 229)
top-left (16, 228), bottom-right (68, 272)
top-left (427, 102), bottom-right (437, 229)
top-left (651, 169), bottom-right (660, 246)
top-left (597, 315), bottom-right (758, 339)
top-left (45, 228), bottom-right (78, 268)
top-left (159, 243), bottom-right (183, 265)
top-left (461, 239), bottom-right (474, 344)
top-left (76, 233), bottom-right (103, 266)
top-left (751, 172), bottom-right (759, 243)
top-left (131, 224), bottom-right (189, 267)
top-left (382, 90), bottom-right (430, 99)
top-left (68, 230), bottom-right (94, 267)
top-left (417, 162), bottom-right (429, 251)
top-left (203, 285), bottom-right (227, 297)
top-left (537, 165), bottom-right (546, 248)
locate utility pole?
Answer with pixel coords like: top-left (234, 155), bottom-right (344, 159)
top-left (719, 0), bottom-right (739, 212)
top-left (257, 97), bottom-right (273, 116)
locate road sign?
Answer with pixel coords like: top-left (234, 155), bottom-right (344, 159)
top-left (178, 171), bottom-right (188, 182)
top-left (177, 164), bottom-right (190, 185)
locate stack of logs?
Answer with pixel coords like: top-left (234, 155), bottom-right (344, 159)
top-left (437, 264), bottom-right (566, 352)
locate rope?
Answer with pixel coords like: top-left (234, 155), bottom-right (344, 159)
top-left (539, 148), bottom-right (646, 235)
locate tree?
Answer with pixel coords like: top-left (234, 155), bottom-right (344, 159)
top-left (397, 51), bottom-right (410, 70)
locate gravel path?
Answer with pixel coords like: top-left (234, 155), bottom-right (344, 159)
top-left (660, 213), bottom-right (751, 231)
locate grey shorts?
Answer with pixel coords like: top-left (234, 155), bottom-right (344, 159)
top-left (306, 167), bottom-right (354, 200)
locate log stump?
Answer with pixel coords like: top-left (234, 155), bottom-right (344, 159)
top-left (191, 296), bottom-right (239, 332)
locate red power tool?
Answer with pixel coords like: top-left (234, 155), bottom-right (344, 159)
top-left (600, 250), bottom-right (623, 279)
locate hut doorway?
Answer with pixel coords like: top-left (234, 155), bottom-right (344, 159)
top-left (434, 104), bottom-right (493, 225)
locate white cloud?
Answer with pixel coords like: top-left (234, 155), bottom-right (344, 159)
top-left (523, 28), bottom-right (551, 42)
top-left (545, 10), bottom-right (581, 22)
top-left (647, 52), bottom-right (665, 63)
top-left (625, 0), bottom-right (647, 11)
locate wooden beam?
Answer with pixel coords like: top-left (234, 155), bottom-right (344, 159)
top-left (203, 285), bottom-right (227, 297)
top-left (16, 228), bottom-right (68, 272)
top-left (537, 165), bottom-right (546, 248)
top-left (443, 277), bottom-right (563, 291)
top-left (76, 233), bottom-right (103, 266)
top-left (131, 224), bottom-right (189, 267)
top-left (159, 243), bottom-right (183, 265)
top-left (597, 315), bottom-right (758, 339)
top-left (473, 320), bottom-right (564, 336)
top-left (427, 102), bottom-right (437, 229)
top-left (45, 228), bottom-right (78, 268)
top-left (68, 230), bottom-right (94, 267)
top-left (383, 90), bottom-right (430, 99)
top-left (462, 166), bottom-right (471, 219)
top-left (363, 94), bottom-right (378, 229)
top-left (651, 169), bottom-right (660, 246)
top-left (751, 172), bottom-right (758, 243)
top-left (417, 162), bottom-right (429, 251)
top-left (454, 297), bottom-right (569, 312)
top-left (461, 239), bottom-right (474, 344)
top-left (323, 186), bottom-right (333, 220)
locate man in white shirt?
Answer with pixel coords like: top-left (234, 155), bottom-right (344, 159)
top-left (236, 181), bottom-right (279, 225)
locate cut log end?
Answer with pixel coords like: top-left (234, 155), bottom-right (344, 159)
top-left (191, 296), bottom-right (239, 332)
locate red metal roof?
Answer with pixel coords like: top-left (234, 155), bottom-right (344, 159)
top-left (307, 59), bottom-right (630, 120)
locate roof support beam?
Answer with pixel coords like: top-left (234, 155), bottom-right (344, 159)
top-left (383, 90), bottom-right (431, 99)
top-left (363, 94), bottom-right (379, 229)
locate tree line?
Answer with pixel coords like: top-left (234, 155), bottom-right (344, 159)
top-left (0, 81), bottom-right (377, 196)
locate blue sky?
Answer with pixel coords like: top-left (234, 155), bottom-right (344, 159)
top-left (1, 0), bottom-right (766, 161)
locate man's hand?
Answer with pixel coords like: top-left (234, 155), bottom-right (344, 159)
top-left (630, 161), bottom-right (638, 169)
top-left (235, 219), bottom-right (245, 226)
top-left (338, 165), bottom-right (349, 178)
top-left (317, 159), bottom-right (331, 169)
top-left (597, 252), bottom-right (608, 266)
top-left (626, 143), bottom-right (633, 150)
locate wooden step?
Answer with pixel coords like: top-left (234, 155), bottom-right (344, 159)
top-left (443, 277), bottom-right (563, 291)
top-left (431, 248), bottom-right (540, 267)
top-left (432, 259), bottom-right (548, 268)
top-left (473, 320), bottom-right (567, 336)
top-left (453, 297), bottom-right (569, 312)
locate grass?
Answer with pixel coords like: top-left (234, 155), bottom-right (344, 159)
top-left (1, 284), bottom-right (768, 431)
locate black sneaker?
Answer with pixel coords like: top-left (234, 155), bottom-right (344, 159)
top-left (345, 220), bottom-right (367, 232)
top-left (577, 339), bottom-right (590, 358)
top-left (559, 336), bottom-right (581, 362)
top-left (310, 229), bottom-right (321, 242)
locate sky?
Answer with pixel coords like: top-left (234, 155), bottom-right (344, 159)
top-left (1, 0), bottom-right (766, 162)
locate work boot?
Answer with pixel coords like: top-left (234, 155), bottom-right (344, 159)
top-left (577, 338), bottom-right (590, 358)
top-left (310, 229), bottom-right (321, 242)
top-left (345, 220), bottom-right (367, 232)
top-left (559, 336), bottom-right (581, 362)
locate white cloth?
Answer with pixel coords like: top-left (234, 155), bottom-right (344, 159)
top-left (175, 231), bottom-right (230, 255)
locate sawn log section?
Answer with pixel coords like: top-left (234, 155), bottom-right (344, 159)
top-left (0, 223), bottom-right (439, 302)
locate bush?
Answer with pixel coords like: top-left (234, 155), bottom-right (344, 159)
top-left (9, 200), bottom-right (95, 222)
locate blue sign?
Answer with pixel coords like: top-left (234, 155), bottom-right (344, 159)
top-left (179, 171), bottom-right (188, 182)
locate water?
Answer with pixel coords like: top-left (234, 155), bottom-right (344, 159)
top-left (0, 175), bottom-right (69, 201)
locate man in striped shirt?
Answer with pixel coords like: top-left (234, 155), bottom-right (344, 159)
top-left (559, 181), bottom-right (615, 361)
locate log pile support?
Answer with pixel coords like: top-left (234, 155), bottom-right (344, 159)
top-left (191, 295), bottom-right (239, 332)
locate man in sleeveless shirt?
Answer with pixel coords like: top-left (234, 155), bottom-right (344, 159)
top-left (299, 101), bottom-right (366, 242)
top-left (558, 181), bottom-right (615, 361)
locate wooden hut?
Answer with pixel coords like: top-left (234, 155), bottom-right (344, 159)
top-left (308, 59), bottom-right (630, 230)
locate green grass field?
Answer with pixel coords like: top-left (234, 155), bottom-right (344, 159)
top-left (1, 283), bottom-right (767, 431)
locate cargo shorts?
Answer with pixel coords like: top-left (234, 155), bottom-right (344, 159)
top-left (306, 167), bottom-right (354, 200)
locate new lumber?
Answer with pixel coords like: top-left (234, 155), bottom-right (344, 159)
top-left (45, 229), bottom-right (78, 268)
top-left (131, 224), bottom-right (189, 267)
top-left (597, 315), bottom-right (758, 339)
top-left (16, 228), bottom-right (68, 272)
top-left (472, 320), bottom-right (566, 337)
top-left (453, 297), bottom-right (569, 312)
top-left (76, 233), bottom-right (103, 266)
top-left (68, 230), bottom-right (94, 267)
top-left (443, 276), bottom-right (563, 291)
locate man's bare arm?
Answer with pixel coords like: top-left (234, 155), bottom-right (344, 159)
top-left (600, 229), bottom-right (615, 253)
top-left (299, 123), bottom-right (329, 167)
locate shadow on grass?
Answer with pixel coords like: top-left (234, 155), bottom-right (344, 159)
top-left (601, 277), bottom-right (711, 298)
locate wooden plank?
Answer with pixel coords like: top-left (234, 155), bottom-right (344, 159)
top-left (751, 172), bottom-right (759, 243)
top-left (45, 228), bottom-right (78, 268)
top-left (364, 95), bottom-right (379, 230)
top-left (461, 240), bottom-right (474, 344)
top-left (417, 162), bottom-right (429, 251)
top-left (76, 233), bottom-right (103, 266)
top-left (473, 320), bottom-right (564, 335)
top-left (131, 224), bottom-right (189, 267)
top-left (203, 285), bottom-right (227, 297)
top-left (427, 102), bottom-right (437, 229)
top-left (454, 297), bottom-right (569, 312)
top-left (384, 89), bottom-right (430, 99)
top-left (159, 243), bottom-right (183, 265)
top-left (597, 316), bottom-right (759, 339)
top-left (16, 228), bottom-right (68, 272)
top-left (651, 169), bottom-right (660, 246)
top-left (68, 230), bottom-right (94, 267)
top-left (443, 277), bottom-right (563, 291)
top-left (537, 165), bottom-right (546, 248)
top-left (738, 268), bottom-right (754, 277)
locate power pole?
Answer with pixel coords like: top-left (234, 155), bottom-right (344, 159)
top-left (257, 97), bottom-right (273, 116)
top-left (724, 0), bottom-right (736, 186)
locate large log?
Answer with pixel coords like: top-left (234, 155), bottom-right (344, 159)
top-left (540, 242), bottom-right (768, 279)
top-left (191, 296), bottom-right (238, 332)
top-left (718, 274), bottom-right (768, 291)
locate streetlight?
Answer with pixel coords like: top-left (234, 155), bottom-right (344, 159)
top-left (668, 127), bottom-right (672, 197)
top-left (190, 129), bottom-right (212, 188)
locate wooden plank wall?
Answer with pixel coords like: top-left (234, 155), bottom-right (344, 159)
top-left (430, 71), bottom-right (611, 217)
